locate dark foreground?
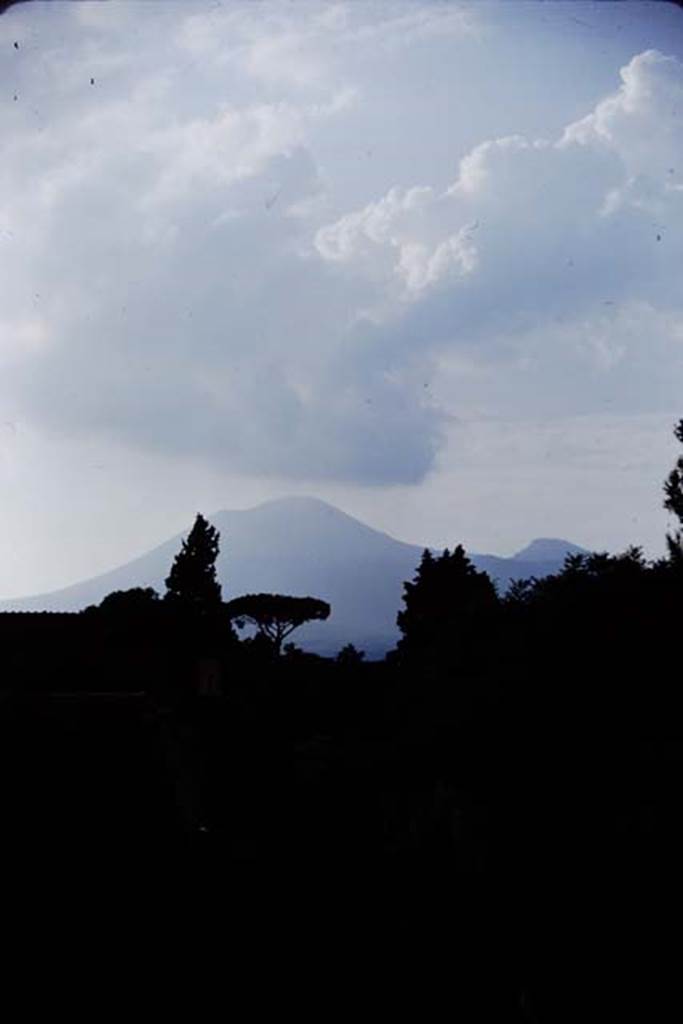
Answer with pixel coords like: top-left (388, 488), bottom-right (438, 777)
top-left (0, 657), bottom-right (680, 1019)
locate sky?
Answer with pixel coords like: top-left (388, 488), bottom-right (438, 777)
top-left (1, 0), bottom-right (683, 597)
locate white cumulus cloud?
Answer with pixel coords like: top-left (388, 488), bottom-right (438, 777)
top-left (315, 50), bottom-right (683, 324)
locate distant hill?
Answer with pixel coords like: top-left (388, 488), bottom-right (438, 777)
top-left (0, 497), bottom-right (588, 657)
top-left (513, 538), bottom-right (588, 562)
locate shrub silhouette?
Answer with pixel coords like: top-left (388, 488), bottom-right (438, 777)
top-left (97, 587), bottom-right (160, 615)
top-left (336, 643), bottom-right (365, 667)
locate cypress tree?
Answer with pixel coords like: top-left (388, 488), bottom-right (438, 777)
top-left (164, 514), bottom-right (222, 611)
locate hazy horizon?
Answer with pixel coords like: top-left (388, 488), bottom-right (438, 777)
top-left (2, 1), bottom-right (682, 598)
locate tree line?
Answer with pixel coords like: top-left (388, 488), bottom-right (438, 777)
top-left (3, 417), bottom-right (683, 691)
top-left (97, 414), bottom-right (683, 679)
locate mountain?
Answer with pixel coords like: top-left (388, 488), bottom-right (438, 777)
top-left (513, 538), bottom-right (588, 562)
top-left (0, 497), bottom-right (587, 657)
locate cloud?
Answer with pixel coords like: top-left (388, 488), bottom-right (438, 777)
top-left (316, 48), bottom-right (683, 322)
top-left (1, 0), bottom-right (681, 492)
top-left (176, 2), bottom-right (477, 90)
top-left (560, 49), bottom-right (683, 184)
top-left (315, 185), bottom-right (479, 295)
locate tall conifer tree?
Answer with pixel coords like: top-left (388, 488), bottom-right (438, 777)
top-left (164, 514), bottom-right (222, 611)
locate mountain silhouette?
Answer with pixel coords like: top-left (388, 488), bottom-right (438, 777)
top-left (0, 497), bottom-right (587, 656)
top-left (513, 537), bottom-right (588, 561)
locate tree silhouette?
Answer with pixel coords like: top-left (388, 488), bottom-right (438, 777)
top-left (664, 419), bottom-right (683, 562)
top-left (164, 514), bottom-right (222, 611)
top-left (225, 594), bottom-right (330, 655)
top-left (396, 545), bottom-right (498, 667)
top-left (98, 587), bottom-right (160, 614)
top-left (336, 643), bottom-right (365, 667)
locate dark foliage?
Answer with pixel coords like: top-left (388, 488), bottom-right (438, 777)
top-left (97, 587), bottom-right (160, 614)
top-left (225, 593), bottom-right (330, 654)
top-left (664, 418), bottom-right (683, 561)
top-left (164, 513), bottom-right (222, 611)
top-left (396, 544), bottom-right (499, 677)
top-left (335, 643), bottom-right (365, 666)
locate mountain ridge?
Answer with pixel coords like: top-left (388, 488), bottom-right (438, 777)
top-left (0, 497), bottom-right (588, 655)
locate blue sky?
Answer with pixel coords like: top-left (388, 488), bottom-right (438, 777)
top-left (1, 1), bottom-right (682, 595)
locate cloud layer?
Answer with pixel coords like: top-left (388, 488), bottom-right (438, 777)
top-left (1, 4), bottom-right (682, 491)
